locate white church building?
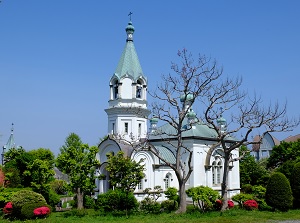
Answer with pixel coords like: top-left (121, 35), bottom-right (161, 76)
top-left (95, 20), bottom-right (240, 201)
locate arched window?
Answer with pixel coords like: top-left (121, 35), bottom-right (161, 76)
top-left (212, 157), bottom-right (223, 185)
top-left (164, 173), bottom-right (172, 189)
top-left (113, 80), bottom-right (119, 99)
top-left (137, 174), bottom-right (146, 191)
top-left (136, 80), bottom-right (142, 99)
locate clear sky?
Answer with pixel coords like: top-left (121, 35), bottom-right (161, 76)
top-left (0, 1), bottom-right (299, 155)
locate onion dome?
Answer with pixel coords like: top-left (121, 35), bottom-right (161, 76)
top-left (180, 93), bottom-right (194, 103)
top-left (186, 108), bottom-right (196, 119)
top-left (150, 116), bottom-right (159, 125)
top-left (126, 21), bottom-right (135, 41)
top-left (217, 115), bottom-right (227, 126)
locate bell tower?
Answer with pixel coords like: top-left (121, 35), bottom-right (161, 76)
top-left (105, 19), bottom-right (150, 141)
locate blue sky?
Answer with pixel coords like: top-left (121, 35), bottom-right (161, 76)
top-left (0, 1), bottom-right (299, 155)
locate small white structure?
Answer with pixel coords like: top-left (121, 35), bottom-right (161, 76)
top-left (95, 20), bottom-right (240, 201)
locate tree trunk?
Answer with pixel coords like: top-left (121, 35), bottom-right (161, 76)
top-left (77, 188), bottom-right (84, 210)
top-left (221, 152), bottom-right (230, 211)
top-left (176, 180), bottom-right (187, 213)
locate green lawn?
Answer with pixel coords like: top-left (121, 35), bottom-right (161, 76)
top-left (2, 209), bottom-right (300, 223)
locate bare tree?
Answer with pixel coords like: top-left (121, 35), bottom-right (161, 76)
top-left (147, 48), bottom-right (299, 213)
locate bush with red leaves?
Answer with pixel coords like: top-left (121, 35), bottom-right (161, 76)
top-left (244, 199), bottom-right (259, 210)
top-left (33, 206), bottom-right (51, 218)
top-left (3, 202), bottom-right (13, 215)
top-left (215, 199), bottom-right (234, 210)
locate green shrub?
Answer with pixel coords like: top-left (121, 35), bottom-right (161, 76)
top-left (241, 184), bottom-right (253, 194)
top-left (252, 185), bottom-right (266, 199)
top-left (95, 189), bottom-right (138, 214)
top-left (266, 172), bottom-right (293, 211)
top-left (291, 162), bottom-right (300, 208)
top-left (84, 195), bottom-right (95, 209)
top-left (21, 202), bottom-right (52, 219)
top-left (161, 199), bottom-right (178, 212)
top-left (186, 186), bottom-right (219, 212)
top-left (45, 189), bottom-right (60, 209)
top-left (139, 197), bottom-right (161, 214)
top-left (164, 187), bottom-right (179, 202)
top-left (10, 190), bottom-right (47, 218)
top-left (231, 193), bottom-right (254, 208)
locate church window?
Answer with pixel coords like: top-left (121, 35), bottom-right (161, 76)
top-left (136, 86), bottom-right (142, 98)
top-left (138, 123), bottom-right (142, 136)
top-left (113, 80), bottom-right (119, 99)
top-left (124, 122), bottom-right (128, 134)
top-left (164, 173), bottom-right (172, 189)
top-left (212, 157), bottom-right (222, 185)
top-left (137, 180), bottom-right (142, 190)
top-left (136, 80), bottom-right (142, 99)
top-left (112, 123), bottom-right (115, 134)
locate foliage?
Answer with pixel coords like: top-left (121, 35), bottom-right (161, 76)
top-left (0, 188), bottom-right (17, 208)
top-left (27, 148), bottom-right (55, 166)
top-left (50, 179), bottom-right (68, 195)
top-left (95, 189), bottom-right (138, 214)
top-left (10, 189), bottom-right (47, 218)
top-left (21, 203), bottom-right (51, 219)
top-left (186, 186), bottom-right (219, 212)
top-left (4, 148), bottom-right (33, 187)
top-left (265, 172), bottom-right (293, 211)
top-left (241, 184), bottom-right (253, 193)
top-left (161, 200), bottom-right (178, 212)
top-left (46, 189), bottom-right (60, 208)
top-left (291, 162), bottom-right (300, 208)
top-left (267, 140), bottom-right (300, 169)
top-left (84, 195), bottom-right (95, 209)
top-left (240, 146), bottom-right (270, 187)
top-left (139, 186), bottom-right (163, 214)
top-left (2, 167), bottom-right (21, 188)
top-left (231, 193), bottom-right (254, 208)
top-left (139, 197), bottom-right (161, 214)
top-left (24, 159), bottom-right (55, 198)
top-left (243, 200), bottom-right (258, 210)
top-left (106, 151), bottom-right (145, 193)
top-left (252, 185), bottom-right (266, 199)
top-left (56, 133), bottom-right (100, 209)
top-left (0, 167), bottom-right (5, 186)
top-left (164, 187), bottom-right (179, 202)
top-left (276, 160), bottom-right (297, 182)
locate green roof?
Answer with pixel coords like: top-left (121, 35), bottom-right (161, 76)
top-left (155, 146), bottom-right (176, 164)
top-left (149, 118), bottom-right (236, 141)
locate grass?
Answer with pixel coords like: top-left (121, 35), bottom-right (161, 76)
top-left (2, 208), bottom-right (300, 223)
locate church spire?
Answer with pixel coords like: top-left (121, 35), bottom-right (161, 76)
top-left (113, 18), bottom-right (146, 82)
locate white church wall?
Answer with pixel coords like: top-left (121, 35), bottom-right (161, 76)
top-left (120, 77), bottom-right (133, 99)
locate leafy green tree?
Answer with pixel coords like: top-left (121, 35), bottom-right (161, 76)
top-left (106, 151), bottom-right (145, 193)
top-left (240, 146), bottom-right (269, 186)
top-left (4, 148), bottom-right (34, 187)
top-left (24, 159), bottom-right (55, 199)
top-left (291, 162), bottom-right (300, 208)
top-left (50, 179), bottom-right (68, 195)
top-left (56, 133), bottom-right (100, 209)
top-left (266, 172), bottom-right (293, 211)
top-left (276, 160), bottom-right (297, 182)
top-left (267, 140), bottom-right (300, 169)
top-left (27, 148), bottom-right (55, 166)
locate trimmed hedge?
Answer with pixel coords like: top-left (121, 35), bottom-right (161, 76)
top-left (10, 190), bottom-right (47, 218)
top-left (291, 162), bottom-right (300, 208)
top-left (265, 172), bottom-right (293, 211)
top-left (21, 202), bottom-right (52, 219)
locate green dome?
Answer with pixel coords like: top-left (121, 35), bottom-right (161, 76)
top-left (217, 115), bottom-right (226, 125)
top-left (126, 21), bottom-right (135, 33)
top-left (187, 109), bottom-right (196, 119)
top-left (150, 116), bottom-right (159, 124)
top-left (180, 93), bottom-right (194, 102)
